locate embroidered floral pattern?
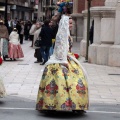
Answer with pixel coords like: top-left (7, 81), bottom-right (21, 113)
top-left (36, 57), bottom-right (89, 111)
top-left (76, 79), bottom-right (86, 95)
top-left (45, 80), bottom-right (58, 96)
top-left (61, 98), bottom-right (76, 110)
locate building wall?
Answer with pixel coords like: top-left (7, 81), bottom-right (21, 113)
top-left (78, 0), bottom-right (85, 13)
top-left (77, 0), bottom-right (105, 13)
top-left (0, 0), bottom-right (35, 20)
top-left (91, 0), bottom-right (105, 6)
top-left (85, 0), bottom-right (105, 9)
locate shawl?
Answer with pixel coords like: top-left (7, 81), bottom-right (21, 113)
top-left (46, 15), bottom-right (70, 65)
top-left (0, 25), bottom-right (9, 39)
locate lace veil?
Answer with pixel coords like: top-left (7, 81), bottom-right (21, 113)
top-left (46, 15), bottom-right (70, 65)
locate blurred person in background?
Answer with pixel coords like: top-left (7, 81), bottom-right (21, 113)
top-left (7, 17), bottom-right (13, 34)
top-left (49, 19), bottom-right (58, 57)
top-left (0, 20), bottom-right (9, 61)
top-left (29, 20), bottom-right (37, 47)
top-left (24, 21), bottom-right (32, 41)
top-left (33, 22), bottom-right (43, 63)
top-left (19, 21), bottom-right (24, 44)
top-left (39, 19), bottom-right (53, 65)
top-left (8, 28), bottom-right (24, 61)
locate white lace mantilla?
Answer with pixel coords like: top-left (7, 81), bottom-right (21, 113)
top-left (46, 15), bottom-right (70, 65)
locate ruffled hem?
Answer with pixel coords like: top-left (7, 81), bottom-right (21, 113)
top-left (8, 43), bottom-right (24, 59)
top-left (0, 79), bottom-right (6, 98)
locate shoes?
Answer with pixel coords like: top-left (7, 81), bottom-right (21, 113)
top-left (34, 61), bottom-right (40, 63)
top-left (40, 61), bottom-right (46, 65)
top-left (39, 60), bottom-right (43, 62)
top-left (10, 58), bottom-right (16, 61)
top-left (3, 56), bottom-right (6, 61)
top-left (34, 60), bottom-right (43, 63)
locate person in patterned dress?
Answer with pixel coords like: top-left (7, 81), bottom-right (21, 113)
top-left (0, 54), bottom-right (6, 98)
top-left (36, 2), bottom-right (89, 113)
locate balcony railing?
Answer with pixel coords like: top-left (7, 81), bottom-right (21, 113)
top-left (6, 0), bottom-right (34, 8)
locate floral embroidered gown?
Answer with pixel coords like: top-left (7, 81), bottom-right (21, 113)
top-left (36, 15), bottom-right (89, 111)
top-left (0, 78), bottom-right (6, 98)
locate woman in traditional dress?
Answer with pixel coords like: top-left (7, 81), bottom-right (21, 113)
top-left (0, 55), bottom-right (6, 98)
top-left (36, 2), bottom-right (89, 113)
top-left (0, 78), bottom-right (6, 98)
top-left (0, 20), bottom-right (9, 61)
top-left (8, 28), bottom-right (24, 60)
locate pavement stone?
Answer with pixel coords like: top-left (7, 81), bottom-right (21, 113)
top-left (0, 40), bottom-right (120, 105)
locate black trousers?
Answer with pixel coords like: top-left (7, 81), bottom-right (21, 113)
top-left (19, 34), bottom-right (24, 44)
top-left (35, 49), bottom-right (42, 62)
top-left (29, 35), bottom-right (34, 46)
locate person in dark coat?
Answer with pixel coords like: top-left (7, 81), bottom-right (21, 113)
top-left (24, 21), bottom-right (31, 40)
top-left (89, 20), bottom-right (94, 44)
top-left (39, 19), bottom-right (53, 65)
top-left (16, 21), bottom-right (21, 38)
top-left (49, 20), bottom-right (58, 56)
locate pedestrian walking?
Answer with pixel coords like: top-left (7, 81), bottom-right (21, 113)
top-left (33, 22), bottom-right (43, 63)
top-left (36, 3), bottom-right (89, 113)
top-left (49, 19), bottom-right (58, 56)
top-left (8, 28), bottom-right (24, 61)
top-left (29, 20), bottom-right (37, 47)
top-left (19, 21), bottom-right (24, 44)
top-left (24, 21), bottom-right (31, 41)
top-left (39, 19), bottom-right (53, 65)
top-left (7, 17), bottom-right (13, 34)
top-left (0, 20), bottom-right (9, 61)
top-left (16, 21), bottom-right (21, 37)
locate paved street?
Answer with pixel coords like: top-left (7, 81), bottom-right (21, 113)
top-left (0, 96), bottom-right (120, 120)
top-left (0, 40), bottom-right (120, 104)
top-left (0, 40), bottom-right (120, 119)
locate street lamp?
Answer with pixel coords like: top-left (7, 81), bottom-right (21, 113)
top-left (85, 0), bottom-right (92, 62)
top-left (4, 0), bottom-right (8, 28)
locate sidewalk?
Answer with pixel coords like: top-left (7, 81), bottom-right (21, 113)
top-left (0, 40), bottom-right (120, 105)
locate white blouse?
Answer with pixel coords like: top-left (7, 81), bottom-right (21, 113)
top-left (9, 31), bottom-right (20, 45)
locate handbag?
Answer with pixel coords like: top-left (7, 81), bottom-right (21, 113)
top-left (34, 38), bottom-right (42, 47)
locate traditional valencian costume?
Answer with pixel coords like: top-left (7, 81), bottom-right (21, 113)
top-left (0, 56), bottom-right (6, 98)
top-left (0, 78), bottom-right (6, 98)
top-left (36, 2), bottom-right (89, 113)
top-left (8, 28), bottom-right (24, 60)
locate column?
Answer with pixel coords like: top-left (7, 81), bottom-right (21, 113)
top-left (97, 9), bottom-right (115, 65)
top-left (108, 0), bottom-right (120, 67)
top-left (114, 0), bottom-right (120, 45)
top-left (88, 8), bottom-right (101, 63)
top-left (73, 0), bottom-right (78, 13)
top-left (38, 0), bottom-right (43, 21)
top-left (79, 11), bottom-right (87, 57)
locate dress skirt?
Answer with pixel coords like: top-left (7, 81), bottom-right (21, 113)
top-left (8, 43), bottom-right (24, 59)
top-left (2, 38), bottom-right (8, 56)
top-left (0, 78), bottom-right (6, 98)
top-left (0, 38), bottom-right (8, 56)
top-left (36, 56), bottom-right (89, 111)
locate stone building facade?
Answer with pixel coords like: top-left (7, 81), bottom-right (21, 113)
top-left (37, 0), bottom-right (58, 21)
top-left (80, 0), bottom-right (120, 67)
top-left (0, 0), bottom-right (36, 20)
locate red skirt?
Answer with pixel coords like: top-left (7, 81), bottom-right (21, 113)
top-left (8, 43), bottom-right (24, 59)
